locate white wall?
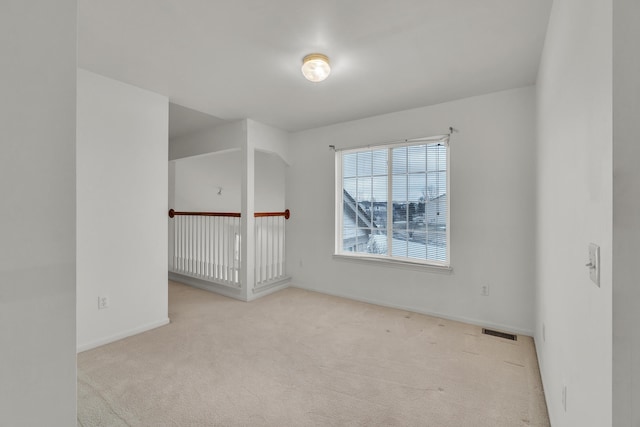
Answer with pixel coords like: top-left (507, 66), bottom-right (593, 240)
top-left (535, 0), bottom-right (613, 426)
top-left (0, 1), bottom-right (77, 425)
top-left (171, 149), bottom-right (284, 213)
top-left (77, 69), bottom-right (169, 351)
top-left (286, 86), bottom-right (536, 335)
top-left (248, 119), bottom-right (291, 166)
top-left (173, 151), bottom-right (242, 212)
top-left (612, 0), bottom-right (640, 424)
top-left (255, 151), bottom-right (286, 212)
top-left (169, 118), bottom-right (287, 215)
top-left (169, 120), bottom-right (246, 161)
top-left (248, 118), bottom-right (288, 212)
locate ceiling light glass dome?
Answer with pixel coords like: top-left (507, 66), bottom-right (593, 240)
top-left (301, 53), bottom-right (331, 83)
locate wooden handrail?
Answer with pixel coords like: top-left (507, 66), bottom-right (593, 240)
top-left (168, 209), bottom-right (241, 218)
top-left (254, 209), bottom-right (290, 220)
top-left (168, 209), bottom-right (290, 219)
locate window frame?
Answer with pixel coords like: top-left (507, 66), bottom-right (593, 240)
top-left (335, 136), bottom-right (451, 269)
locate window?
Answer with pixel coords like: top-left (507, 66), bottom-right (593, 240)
top-left (336, 136), bottom-right (449, 267)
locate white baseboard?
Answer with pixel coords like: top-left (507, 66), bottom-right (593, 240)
top-left (291, 283), bottom-right (534, 337)
top-left (170, 272), bottom-right (291, 302)
top-left (249, 278), bottom-right (291, 301)
top-left (169, 272), bottom-right (246, 301)
top-left (77, 318), bottom-right (170, 353)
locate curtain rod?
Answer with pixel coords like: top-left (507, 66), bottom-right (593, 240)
top-left (329, 126), bottom-right (456, 152)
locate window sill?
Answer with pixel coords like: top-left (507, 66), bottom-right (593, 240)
top-left (332, 253), bottom-right (453, 274)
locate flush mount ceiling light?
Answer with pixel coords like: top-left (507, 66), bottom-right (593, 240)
top-left (301, 53), bottom-right (331, 83)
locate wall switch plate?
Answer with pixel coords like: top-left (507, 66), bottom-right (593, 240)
top-left (98, 296), bottom-right (109, 310)
top-left (587, 243), bottom-right (600, 287)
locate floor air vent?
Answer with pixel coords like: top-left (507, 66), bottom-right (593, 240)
top-left (482, 328), bottom-right (517, 341)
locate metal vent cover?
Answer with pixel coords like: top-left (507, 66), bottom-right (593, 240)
top-left (482, 328), bottom-right (517, 341)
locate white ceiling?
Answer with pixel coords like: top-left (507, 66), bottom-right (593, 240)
top-left (78, 0), bottom-right (552, 133)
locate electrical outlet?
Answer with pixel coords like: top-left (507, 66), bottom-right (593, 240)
top-left (562, 385), bottom-right (567, 411)
top-left (542, 323), bottom-right (546, 342)
top-left (481, 284), bottom-right (490, 296)
top-left (98, 296), bottom-right (109, 310)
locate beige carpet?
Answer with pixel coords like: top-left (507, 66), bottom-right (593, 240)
top-left (77, 281), bottom-right (550, 426)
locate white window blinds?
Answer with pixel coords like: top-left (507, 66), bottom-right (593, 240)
top-left (337, 136), bottom-right (449, 266)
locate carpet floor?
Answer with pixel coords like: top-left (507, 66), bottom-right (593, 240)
top-left (77, 281), bottom-right (550, 426)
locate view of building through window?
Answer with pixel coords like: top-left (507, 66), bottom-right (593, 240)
top-left (339, 140), bottom-right (448, 264)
